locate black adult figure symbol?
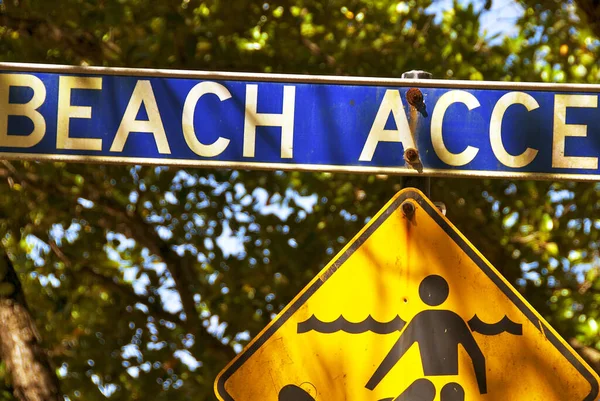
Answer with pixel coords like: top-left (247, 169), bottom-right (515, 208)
top-left (291, 274), bottom-right (523, 401)
top-left (366, 275), bottom-right (486, 401)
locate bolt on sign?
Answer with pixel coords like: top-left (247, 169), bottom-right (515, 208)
top-left (215, 189), bottom-right (600, 401)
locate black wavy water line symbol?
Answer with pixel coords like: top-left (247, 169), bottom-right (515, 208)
top-left (297, 315), bottom-right (407, 334)
top-left (297, 314), bottom-right (522, 336)
top-left (468, 314), bottom-right (523, 335)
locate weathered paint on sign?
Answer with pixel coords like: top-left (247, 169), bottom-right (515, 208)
top-left (3, 63), bottom-right (600, 180)
top-left (215, 189), bottom-right (600, 401)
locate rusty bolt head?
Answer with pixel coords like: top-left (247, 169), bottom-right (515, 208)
top-left (402, 201), bottom-right (415, 217)
top-left (406, 88), bottom-right (424, 109)
top-left (404, 148), bottom-right (420, 164)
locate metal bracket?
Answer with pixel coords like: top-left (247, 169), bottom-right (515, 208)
top-left (401, 70), bottom-right (446, 215)
top-left (401, 70), bottom-right (431, 197)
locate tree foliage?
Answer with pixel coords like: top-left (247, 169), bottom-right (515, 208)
top-left (0, 0), bottom-right (598, 400)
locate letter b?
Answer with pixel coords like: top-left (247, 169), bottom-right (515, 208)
top-left (0, 74), bottom-right (47, 148)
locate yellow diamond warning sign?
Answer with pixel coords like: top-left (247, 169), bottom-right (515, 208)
top-left (215, 188), bottom-right (600, 401)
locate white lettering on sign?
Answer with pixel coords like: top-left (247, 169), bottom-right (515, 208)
top-left (490, 92), bottom-right (539, 168)
top-left (182, 82), bottom-right (232, 157)
top-left (431, 90), bottom-right (480, 166)
top-left (3, 71), bottom-right (600, 176)
top-left (0, 74), bottom-right (47, 148)
top-left (359, 90), bottom-right (413, 162)
top-left (57, 76), bottom-right (103, 151)
top-left (110, 80), bottom-right (172, 154)
top-left (243, 85), bottom-right (296, 159)
top-left (552, 94), bottom-right (598, 169)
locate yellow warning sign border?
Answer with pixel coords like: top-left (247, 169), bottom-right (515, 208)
top-left (214, 188), bottom-right (600, 401)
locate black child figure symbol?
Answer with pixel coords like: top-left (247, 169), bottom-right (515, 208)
top-left (367, 275), bottom-right (486, 401)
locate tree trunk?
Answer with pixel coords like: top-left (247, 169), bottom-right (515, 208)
top-left (0, 253), bottom-right (61, 401)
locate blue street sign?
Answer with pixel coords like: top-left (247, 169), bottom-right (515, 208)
top-left (1, 63), bottom-right (600, 181)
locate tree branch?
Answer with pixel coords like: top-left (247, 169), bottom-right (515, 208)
top-left (46, 240), bottom-right (235, 360)
top-left (47, 241), bottom-right (182, 327)
top-left (0, 164), bottom-right (235, 360)
top-left (0, 12), bottom-right (121, 62)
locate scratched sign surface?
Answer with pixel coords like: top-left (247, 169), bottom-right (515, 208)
top-left (2, 63), bottom-right (600, 180)
top-left (215, 189), bottom-right (600, 401)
